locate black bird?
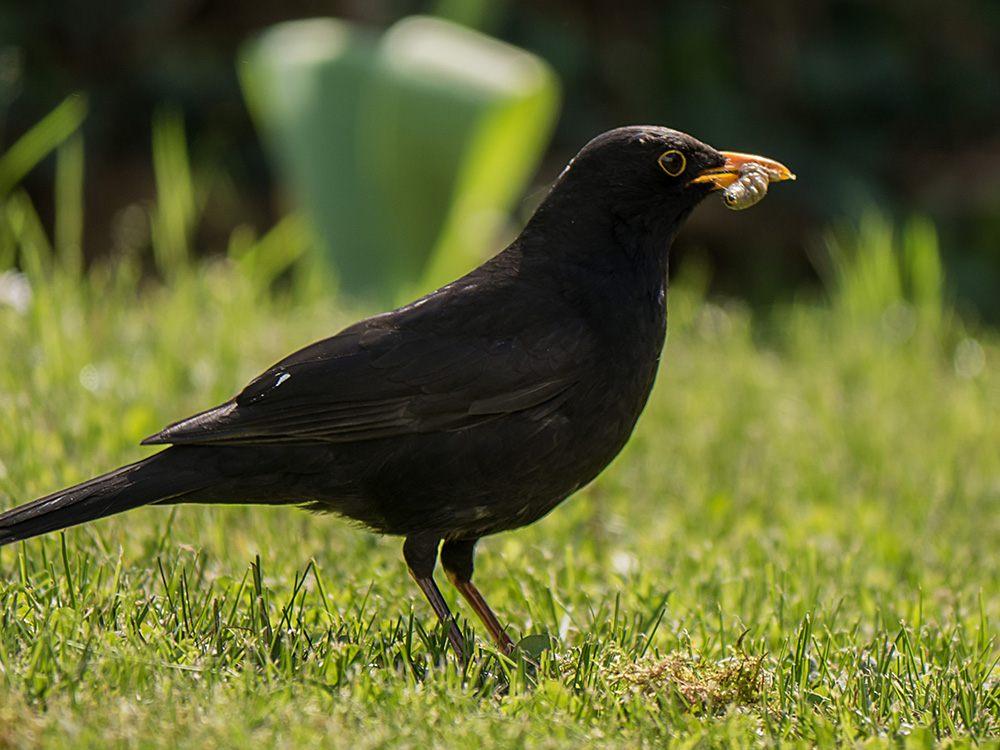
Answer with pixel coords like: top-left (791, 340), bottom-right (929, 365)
top-left (0, 127), bottom-right (793, 660)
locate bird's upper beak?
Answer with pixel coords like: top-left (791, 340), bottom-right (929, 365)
top-left (691, 151), bottom-right (796, 190)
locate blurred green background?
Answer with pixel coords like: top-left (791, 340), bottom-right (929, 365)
top-left (1, 0), bottom-right (999, 313)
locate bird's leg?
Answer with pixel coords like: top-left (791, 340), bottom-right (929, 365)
top-left (440, 538), bottom-right (515, 654)
top-left (402, 534), bottom-right (467, 662)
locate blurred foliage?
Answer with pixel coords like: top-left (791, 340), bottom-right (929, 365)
top-left (0, 0), bottom-right (999, 314)
top-left (240, 16), bottom-right (559, 303)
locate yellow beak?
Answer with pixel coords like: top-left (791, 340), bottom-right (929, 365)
top-left (691, 151), bottom-right (796, 190)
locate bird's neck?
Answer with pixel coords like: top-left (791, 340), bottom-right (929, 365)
top-left (522, 195), bottom-right (679, 306)
top-left (510, 205), bottom-right (677, 358)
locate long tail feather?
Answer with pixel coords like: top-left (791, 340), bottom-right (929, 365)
top-left (0, 449), bottom-right (207, 546)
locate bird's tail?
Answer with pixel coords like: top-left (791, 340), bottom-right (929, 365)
top-left (0, 448), bottom-right (209, 547)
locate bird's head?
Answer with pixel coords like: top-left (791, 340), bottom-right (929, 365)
top-left (537, 126), bottom-right (794, 248)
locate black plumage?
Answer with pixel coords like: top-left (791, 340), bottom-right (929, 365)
top-left (0, 127), bottom-right (793, 659)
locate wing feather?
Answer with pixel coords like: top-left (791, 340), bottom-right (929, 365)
top-left (143, 316), bottom-right (593, 446)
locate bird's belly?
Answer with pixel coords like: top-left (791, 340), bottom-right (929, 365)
top-left (329, 361), bottom-right (658, 539)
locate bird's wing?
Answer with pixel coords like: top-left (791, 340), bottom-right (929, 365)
top-left (142, 318), bottom-right (592, 446)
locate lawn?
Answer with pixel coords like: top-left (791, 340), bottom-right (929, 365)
top-left (1, 210), bottom-right (999, 748)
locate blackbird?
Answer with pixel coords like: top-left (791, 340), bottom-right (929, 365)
top-left (0, 127), bottom-right (793, 660)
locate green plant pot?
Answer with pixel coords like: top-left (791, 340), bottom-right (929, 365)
top-left (239, 15), bottom-right (560, 304)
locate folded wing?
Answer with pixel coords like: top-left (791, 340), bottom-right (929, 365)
top-left (142, 316), bottom-right (592, 446)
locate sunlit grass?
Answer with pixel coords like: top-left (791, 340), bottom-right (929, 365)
top-left (1, 217), bottom-right (998, 746)
top-left (1, 101), bottom-right (999, 747)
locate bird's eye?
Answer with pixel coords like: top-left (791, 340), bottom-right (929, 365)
top-left (658, 150), bottom-right (686, 177)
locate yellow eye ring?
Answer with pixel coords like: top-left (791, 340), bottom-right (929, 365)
top-left (658, 150), bottom-right (686, 177)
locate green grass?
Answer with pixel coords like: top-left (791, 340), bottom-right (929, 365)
top-left (1, 215), bottom-right (999, 748)
top-left (1, 104), bottom-right (999, 747)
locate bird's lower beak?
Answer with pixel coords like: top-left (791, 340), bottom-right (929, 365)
top-left (691, 151), bottom-right (796, 190)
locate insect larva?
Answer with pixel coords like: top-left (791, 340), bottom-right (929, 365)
top-left (722, 163), bottom-right (783, 211)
